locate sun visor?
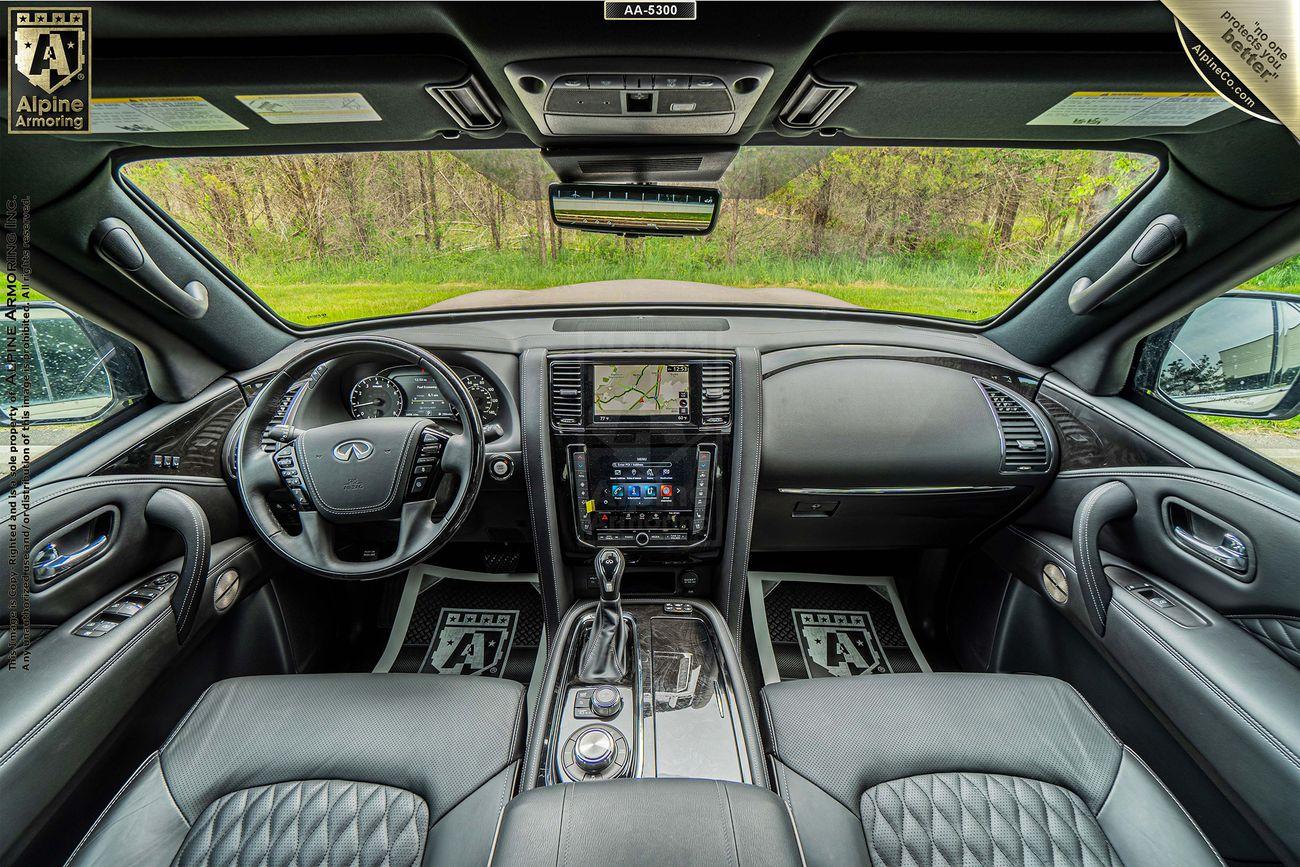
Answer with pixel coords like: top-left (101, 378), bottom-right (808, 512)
top-left (81, 53), bottom-right (499, 147)
top-left (795, 52), bottom-right (1249, 141)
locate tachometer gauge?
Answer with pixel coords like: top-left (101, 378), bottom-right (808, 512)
top-left (349, 375), bottom-right (405, 419)
top-left (460, 374), bottom-right (501, 422)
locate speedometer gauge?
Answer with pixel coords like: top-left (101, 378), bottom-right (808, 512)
top-left (349, 375), bottom-right (405, 419)
top-left (460, 374), bottom-right (500, 422)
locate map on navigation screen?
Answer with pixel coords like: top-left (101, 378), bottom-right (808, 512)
top-left (593, 363), bottom-right (691, 421)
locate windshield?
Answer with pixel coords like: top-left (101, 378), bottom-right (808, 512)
top-left (124, 146), bottom-right (1158, 326)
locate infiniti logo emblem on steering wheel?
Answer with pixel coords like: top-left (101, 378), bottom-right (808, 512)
top-left (332, 439), bottom-right (374, 462)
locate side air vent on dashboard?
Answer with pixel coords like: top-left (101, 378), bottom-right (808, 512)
top-left (700, 361), bottom-right (733, 427)
top-left (977, 380), bottom-right (1051, 473)
top-left (550, 362), bottom-right (584, 427)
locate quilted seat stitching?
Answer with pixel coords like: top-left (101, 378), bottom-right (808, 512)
top-left (863, 773), bottom-right (1121, 867)
top-left (176, 780), bottom-right (426, 867)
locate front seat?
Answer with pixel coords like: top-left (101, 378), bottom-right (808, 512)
top-left (762, 673), bottom-right (1223, 867)
top-left (67, 673), bottom-right (525, 867)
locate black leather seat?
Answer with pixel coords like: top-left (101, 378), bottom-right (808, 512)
top-left (762, 673), bottom-right (1224, 867)
top-left (67, 673), bottom-right (526, 867)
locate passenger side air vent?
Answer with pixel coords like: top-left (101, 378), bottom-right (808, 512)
top-left (700, 361), bottom-right (733, 427)
top-left (978, 380), bottom-right (1051, 473)
top-left (426, 75), bottom-right (501, 130)
top-left (778, 73), bottom-right (855, 128)
top-left (550, 362), bottom-right (584, 427)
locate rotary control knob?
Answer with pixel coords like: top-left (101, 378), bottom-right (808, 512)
top-left (591, 686), bottom-right (622, 718)
top-left (573, 726), bottom-right (616, 773)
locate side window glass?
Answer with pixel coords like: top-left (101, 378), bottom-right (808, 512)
top-left (3, 302), bottom-right (150, 462)
top-left (1135, 257), bottom-right (1300, 475)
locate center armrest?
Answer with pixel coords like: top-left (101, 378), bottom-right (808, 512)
top-left (490, 779), bottom-right (803, 866)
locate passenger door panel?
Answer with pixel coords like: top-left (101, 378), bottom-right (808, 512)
top-left (988, 465), bottom-right (1300, 862)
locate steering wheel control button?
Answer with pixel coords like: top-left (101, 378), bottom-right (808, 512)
top-left (409, 475), bottom-right (431, 497)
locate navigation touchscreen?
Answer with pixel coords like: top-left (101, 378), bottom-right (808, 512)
top-left (592, 362), bottom-right (690, 423)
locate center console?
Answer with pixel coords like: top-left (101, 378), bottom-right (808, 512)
top-left (548, 352), bottom-right (734, 597)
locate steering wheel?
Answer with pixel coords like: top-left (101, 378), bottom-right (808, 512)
top-left (236, 336), bottom-right (485, 579)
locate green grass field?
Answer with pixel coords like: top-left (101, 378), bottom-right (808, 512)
top-left (240, 246), bottom-right (1046, 324)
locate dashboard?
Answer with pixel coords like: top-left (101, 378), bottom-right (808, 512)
top-left (348, 365), bottom-right (501, 423)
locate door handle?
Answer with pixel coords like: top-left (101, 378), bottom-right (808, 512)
top-left (32, 534), bottom-right (109, 582)
top-left (1172, 526), bottom-right (1249, 574)
top-left (1072, 480), bottom-right (1137, 637)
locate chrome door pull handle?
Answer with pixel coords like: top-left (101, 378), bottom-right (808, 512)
top-left (32, 534), bottom-right (109, 581)
top-left (1172, 526), bottom-right (1248, 574)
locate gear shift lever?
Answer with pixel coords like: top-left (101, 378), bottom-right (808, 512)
top-left (578, 547), bottom-right (627, 683)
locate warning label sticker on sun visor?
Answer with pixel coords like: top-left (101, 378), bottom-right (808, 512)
top-left (1027, 91), bottom-right (1230, 127)
top-left (235, 92), bottom-right (381, 124)
top-left (91, 96), bottom-right (247, 133)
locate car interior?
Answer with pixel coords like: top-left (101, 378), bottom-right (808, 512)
top-left (4, 2), bottom-right (1300, 865)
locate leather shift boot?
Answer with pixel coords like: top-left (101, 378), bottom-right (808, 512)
top-left (577, 599), bottom-right (627, 683)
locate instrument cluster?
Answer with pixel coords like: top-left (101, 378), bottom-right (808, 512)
top-left (348, 365), bottom-right (501, 423)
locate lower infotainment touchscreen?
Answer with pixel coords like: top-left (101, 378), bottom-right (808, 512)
top-left (592, 362), bottom-right (690, 424)
top-left (590, 448), bottom-right (693, 512)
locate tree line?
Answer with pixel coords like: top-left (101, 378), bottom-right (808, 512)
top-left (125, 145), bottom-right (1157, 277)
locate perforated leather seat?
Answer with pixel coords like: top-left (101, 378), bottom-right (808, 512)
top-left (762, 673), bottom-right (1224, 867)
top-left (67, 673), bottom-right (526, 867)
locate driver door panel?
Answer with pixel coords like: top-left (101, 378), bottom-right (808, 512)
top-left (0, 463), bottom-right (259, 862)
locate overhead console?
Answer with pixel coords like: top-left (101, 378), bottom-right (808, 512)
top-left (505, 59), bottom-right (773, 136)
top-left (548, 353), bottom-right (734, 596)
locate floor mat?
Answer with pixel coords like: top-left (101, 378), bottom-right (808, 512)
top-left (382, 574), bottom-right (543, 686)
top-left (749, 572), bottom-right (929, 683)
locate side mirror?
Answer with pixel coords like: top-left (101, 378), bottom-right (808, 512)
top-left (2, 304), bottom-right (115, 427)
top-left (1149, 292), bottom-right (1300, 419)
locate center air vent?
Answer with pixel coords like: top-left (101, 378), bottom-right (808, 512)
top-left (700, 361), bottom-right (733, 427)
top-left (778, 73), bottom-right (855, 128)
top-left (426, 75), bottom-right (501, 130)
top-left (550, 362), bottom-right (584, 427)
top-left (977, 380), bottom-right (1051, 473)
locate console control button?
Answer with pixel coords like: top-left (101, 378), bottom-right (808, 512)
top-left (634, 531), bottom-right (650, 547)
top-left (591, 686), bottom-right (622, 718)
top-left (573, 726), bottom-right (616, 773)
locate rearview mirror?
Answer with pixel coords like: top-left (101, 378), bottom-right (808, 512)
top-left (1, 303), bottom-right (115, 427)
top-left (549, 183), bottom-right (719, 237)
top-left (1152, 292), bottom-right (1300, 419)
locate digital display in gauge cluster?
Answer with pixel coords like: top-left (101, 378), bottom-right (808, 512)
top-left (391, 371), bottom-right (452, 419)
top-left (348, 366), bottom-right (500, 422)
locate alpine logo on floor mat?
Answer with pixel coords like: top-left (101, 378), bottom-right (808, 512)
top-left (792, 609), bottom-right (891, 677)
top-left (421, 608), bottom-right (518, 677)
